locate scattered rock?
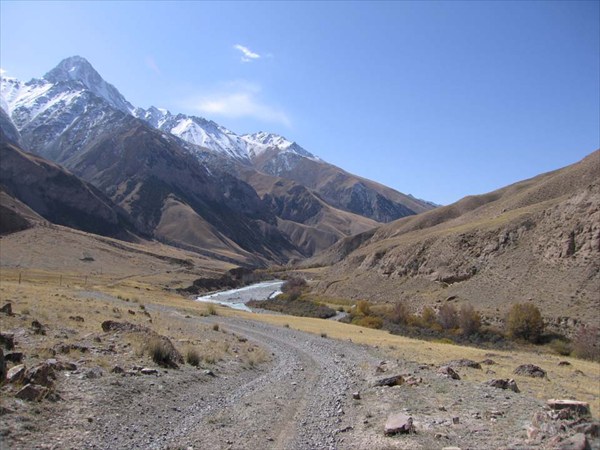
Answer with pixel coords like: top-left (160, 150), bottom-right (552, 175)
top-left (6, 364), bottom-right (26, 384)
top-left (373, 374), bottom-right (405, 387)
top-left (437, 366), bottom-right (460, 380)
top-left (485, 378), bottom-right (520, 393)
top-left (45, 359), bottom-right (76, 371)
top-left (0, 303), bottom-right (13, 315)
top-left (405, 376), bottom-right (423, 386)
top-left (84, 367), bottom-right (104, 379)
top-left (31, 320), bottom-right (46, 335)
top-left (480, 359), bottom-right (496, 365)
top-left (352, 392), bottom-right (361, 400)
top-left (447, 359), bottom-right (482, 369)
top-left (54, 343), bottom-right (89, 354)
top-left (384, 413), bottom-right (414, 435)
top-left (0, 333), bottom-right (15, 350)
top-left (68, 316), bottom-right (84, 322)
top-left (452, 417), bottom-right (460, 424)
top-left (101, 320), bottom-right (148, 333)
top-left (5, 352), bottom-right (24, 363)
top-left (203, 369), bottom-right (216, 377)
top-left (557, 433), bottom-right (590, 450)
top-left (140, 368), bottom-right (158, 375)
top-left (572, 421), bottom-right (600, 438)
top-left (547, 399), bottom-right (591, 417)
top-left (558, 361), bottom-right (572, 366)
top-left (15, 383), bottom-right (49, 401)
top-left (111, 366), bottom-right (124, 374)
top-left (24, 363), bottom-right (55, 387)
top-left (514, 364), bottom-right (546, 378)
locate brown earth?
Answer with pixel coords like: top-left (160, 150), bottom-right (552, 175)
top-left (310, 150), bottom-right (600, 335)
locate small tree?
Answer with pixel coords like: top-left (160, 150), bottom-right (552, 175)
top-left (438, 304), bottom-right (458, 330)
top-left (459, 303), bottom-right (481, 336)
top-left (506, 303), bottom-right (544, 343)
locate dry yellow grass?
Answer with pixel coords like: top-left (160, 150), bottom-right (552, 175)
top-left (220, 309), bottom-right (600, 417)
top-left (1, 266), bottom-right (597, 417)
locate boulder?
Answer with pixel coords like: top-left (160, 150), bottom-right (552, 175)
top-left (6, 364), bottom-right (26, 384)
top-left (437, 366), bottom-right (460, 380)
top-left (557, 433), bottom-right (590, 450)
top-left (485, 378), bottom-right (520, 393)
top-left (24, 363), bottom-right (55, 387)
top-left (373, 374), bottom-right (405, 387)
top-left (480, 359), bottom-right (496, 365)
top-left (447, 359), bottom-right (482, 369)
top-left (384, 413), bottom-right (414, 435)
top-left (140, 368), bottom-right (158, 375)
top-left (45, 359), bottom-right (76, 371)
top-left (0, 333), bottom-right (15, 350)
top-left (352, 392), bottom-right (361, 400)
top-left (31, 320), bottom-right (46, 335)
top-left (0, 303), bottom-right (13, 315)
top-left (558, 361), bottom-right (571, 366)
top-left (15, 383), bottom-right (49, 401)
top-left (547, 399), bottom-right (591, 417)
top-left (514, 364), bottom-right (546, 378)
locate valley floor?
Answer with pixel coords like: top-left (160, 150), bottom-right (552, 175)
top-left (1, 277), bottom-right (598, 449)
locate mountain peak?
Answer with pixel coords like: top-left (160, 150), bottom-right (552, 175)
top-left (43, 56), bottom-right (133, 113)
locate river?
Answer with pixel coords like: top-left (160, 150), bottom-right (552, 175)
top-left (194, 280), bottom-right (284, 312)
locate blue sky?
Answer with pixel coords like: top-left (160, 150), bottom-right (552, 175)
top-left (1, 1), bottom-right (598, 205)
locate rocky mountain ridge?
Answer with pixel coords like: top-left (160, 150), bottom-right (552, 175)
top-left (0, 56), bottom-right (434, 261)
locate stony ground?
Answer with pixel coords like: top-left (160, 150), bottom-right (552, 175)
top-left (1, 291), bottom-right (598, 450)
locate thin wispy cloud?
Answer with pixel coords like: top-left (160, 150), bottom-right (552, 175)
top-left (145, 56), bottom-right (161, 76)
top-left (233, 44), bottom-right (261, 63)
top-left (0, 68), bottom-right (6, 76)
top-left (184, 81), bottom-right (290, 127)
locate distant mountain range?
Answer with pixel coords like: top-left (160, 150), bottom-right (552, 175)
top-left (0, 56), bottom-right (435, 265)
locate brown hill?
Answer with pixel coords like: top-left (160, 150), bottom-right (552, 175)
top-left (312, 150), bottom-right (600, 332)
top-left (239, 169), bottom-right (379, 256)
top-left (0, 141), bottom-right (134, 239)
top-left (251, 147), bottom-right (435, 222)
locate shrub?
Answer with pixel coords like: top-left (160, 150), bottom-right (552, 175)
top-left (353, 315), bottom-right (383, 329)
top-left (320, 332), bottom-right (328, 338)
top-left (459, 303), bottom-right (481, 336)
top-left (207, 304), bottom-right (218, 316)
top-left (146, 338), bottom-right (178, 368)
top-left (212, 323), bottom-right (219, 332)
top-left (282, 277), bottom-right (307, 293)
top-left (421, 306), bottom-right (438, 328)
top-left (549, 339), bottom-right (572, 356)
top-left (389, 301), bottom-right (411, 325)
top-left (355, 300), bottom-right (372, 317)
top-left (572, 325), bottom-right (599, 361)
top-left (186, 348), bottom-right (201, 366)
top-left (506, 303), bottom-right (544, 343)
top-left (438, 304), bottom-right (458, 330)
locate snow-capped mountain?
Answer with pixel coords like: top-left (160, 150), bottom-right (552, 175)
top-left (43, 55), bottom-right (134, 114)
top-left (1, 56), bottom-right (436, 236)
top-left (133, 107), bottom-right (251, 162)
top-left (242, 131), bottom-right (320, 161)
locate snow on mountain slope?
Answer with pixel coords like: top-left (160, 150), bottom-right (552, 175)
top-left (242, 131), bottom-right (321, 161)
top-left (133, 108), bottom-right (251, 162)
top-left (43, 56), bottom-right (134, 114)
